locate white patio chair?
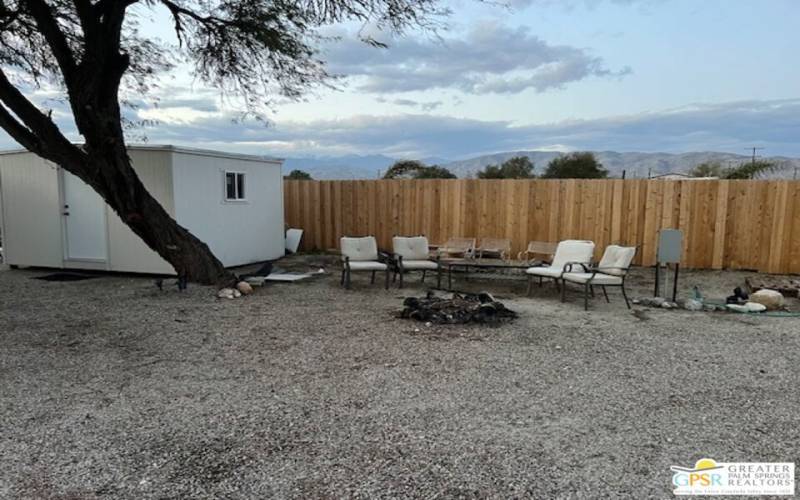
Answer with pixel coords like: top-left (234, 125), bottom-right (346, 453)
top-left (392, 235), bottom-right (441, 288)
top-left (340, 236), bottom-right (389, 289)
top-left (561, 245), bottom-right (637, 310)
top-left (525, 240), bottom-right (595, 295)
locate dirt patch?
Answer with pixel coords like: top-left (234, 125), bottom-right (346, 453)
top-left (1, 255), bottom-right (799, 498)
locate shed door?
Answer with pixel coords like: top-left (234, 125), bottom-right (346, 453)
top-left (62, 171), bottom-right (108, 261)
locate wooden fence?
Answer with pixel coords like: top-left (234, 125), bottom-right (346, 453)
top-left (283, 179), bottom-right (800, 274)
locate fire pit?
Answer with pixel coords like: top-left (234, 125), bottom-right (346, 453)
top-left (399, 291), bottom-right (517, 324)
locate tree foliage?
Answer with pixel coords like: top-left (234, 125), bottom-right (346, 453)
top-left (0, 0), bottom-right (448, 284)
top-left (689, 160), bottom-right (782, 179)
top-left (477, 156), bottom-right (534, 179)
top-left (383, 160), bottom-right (455, 179)
top-left (541, 152), bottom-right (608, 179)
top-left (413, 164), bottom-right (456, 179)
top-left (688, 161), bottom-right (725, 178)
top-left (722, 160), bottom-right (782, 179)
top-left (284, 169), bottom-right (313, 180)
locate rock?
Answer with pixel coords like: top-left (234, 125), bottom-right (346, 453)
top-left (244, 276), bottom-right (265, 287)
top-left (726, 302), bottom-right (767, 313)
top-left (236, 281), bottom-right (253, 295)
top-left (683, 299), bottom-right (703, 311)
top-left (651, 297), bottom-right (667, 307)
top-left (233, 289), bottom-right (242, 298)
top-left (702, 304), bottom-right (717, 312)
top-left (661, 301), bottom-right (677, 309)
top-left (217, 287), bottom-right (236, 299)
top-left (748, 289), bottom-right (784, 311)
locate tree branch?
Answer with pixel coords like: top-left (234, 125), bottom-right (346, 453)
top-left (0, 104), bottom-right (42, 154)
top-left (0, 67), bottom-right (85, 164)
top-left (21, 0), bottom-right (78, 82)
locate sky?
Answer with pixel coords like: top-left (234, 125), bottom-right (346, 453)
top-left (5, 0), bottom-right (800, 160)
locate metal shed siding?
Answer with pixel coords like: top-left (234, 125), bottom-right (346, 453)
top-left (171, 151), bottom-right (284, 267)
top-left (105, 149), bottom-right (175, 274)
top-left (0, 154), bottom-right (64, 267)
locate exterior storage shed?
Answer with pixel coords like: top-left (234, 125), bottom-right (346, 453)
top-left (0, 145), bottom-right (284, 275)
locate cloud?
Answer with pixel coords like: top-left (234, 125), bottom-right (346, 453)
top-left (2, 98), bottom-right (797, 159)
top-left (375, 97), bottom-right (443, 111)
top-left (323, 21), bottom-right (628, 94)
top-left (117, 98), bottom-right (800, 159)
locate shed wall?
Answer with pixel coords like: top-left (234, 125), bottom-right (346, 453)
top-left (171, 152), bottom-right (284, 266)
top-left (0, 154), bottom-right (63, 267)
top-left (105, 149), bottom-right (175, 274)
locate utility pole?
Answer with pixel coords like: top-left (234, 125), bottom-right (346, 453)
top-left (745, 147), bottom-right (765, 165)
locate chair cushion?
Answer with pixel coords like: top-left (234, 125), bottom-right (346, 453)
top-left (393, 236), bottom-right (430, 261)
top-left (341, 236), bottom-right (378, 261)
top-left (401, 259), bottom-right (438, 270)
top-left (597, 245), bottom-right (637, 276)
top-left (562, 272), bottom-right (623, 285)
top-left (525, 266), bottom-right (565, 278)
top-left (550, 240), bottom-right (595, 269)
top-left (347, 261), bottom-right (388, 271)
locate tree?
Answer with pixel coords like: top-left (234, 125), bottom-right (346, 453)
top-left (688, 160), bottom-right (782, 179)
top-left (383, 160), bottom-right (427, 179)
top-left (688, 161), bottom-right (724, 178)
top-left (477, 156), bottom-right (535, 179)
top-left (412, 165), bottom-right (456, 179)
top-left (541, 152), bottom-right (608, 179)
top-left (284, 169), bottom-right (313, 180)
top-left (0, 1), bottom-right (444, 285)
top-left (722, 160), bottom-right (782, 179)
top-left (383, 160), bottom-right (456, 179)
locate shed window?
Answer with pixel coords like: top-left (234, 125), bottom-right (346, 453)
top-left (225, 172), bottom-right (246, 200)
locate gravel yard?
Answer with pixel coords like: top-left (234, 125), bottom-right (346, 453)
top-left (1, 257), bottom-right (799, 499)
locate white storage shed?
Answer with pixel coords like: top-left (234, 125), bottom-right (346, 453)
top-left (0, 145), bottom-right (284, 274)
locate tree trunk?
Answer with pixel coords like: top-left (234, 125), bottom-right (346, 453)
top-left (65, 145), bottom-right (237, 287)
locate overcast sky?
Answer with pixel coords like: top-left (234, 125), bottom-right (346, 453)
top-left (5, 0), bottom-right (800, 159)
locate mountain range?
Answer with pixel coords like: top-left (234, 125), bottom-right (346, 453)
top-left (282, 151), bottom-right (800, 179)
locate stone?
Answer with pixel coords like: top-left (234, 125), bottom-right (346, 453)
top-left (233, 289), bottom-right (242, 298)
top-left (217, 288), bottom-right (236, 299)
top-left (726, 302), bottom-right (767, 313)
top-left (661, 301), bottom-right (677, 309)
top-left (651, 297), bottom-right (667, 307)
top-left (748, 289), bottom-right (784, 311)
top-left (236, 281), bottom-right (254, 295)
top-left (703, 304), bottom-right (717, 312)
top-left (683, 299), bottom-right (703, 311)
top-left (244, 276), bottom-right (265, 287)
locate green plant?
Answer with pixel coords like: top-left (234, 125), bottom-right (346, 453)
top-left (541, 152), bottom-right (608, 179)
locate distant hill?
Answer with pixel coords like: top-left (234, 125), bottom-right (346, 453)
top-left (442, 151), bottom-right (800, 179)
top-left (282, 154), bottom-right (452, 179)
top-left (280, 151), bottom-right (800, 179)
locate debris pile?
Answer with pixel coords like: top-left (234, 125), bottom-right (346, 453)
top-left (745, 277), bottom-right (800, 298)
top-left (399, 291), bottom-right (517, 324)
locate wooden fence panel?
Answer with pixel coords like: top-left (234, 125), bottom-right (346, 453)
top-left (283, 179), bottom-right (800, 274)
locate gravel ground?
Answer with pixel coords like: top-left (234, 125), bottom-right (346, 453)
top-left (1, 257), bottom-right (799, 499)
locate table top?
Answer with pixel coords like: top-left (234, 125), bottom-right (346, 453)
top-left (439, 258), bottom-right (543, 269)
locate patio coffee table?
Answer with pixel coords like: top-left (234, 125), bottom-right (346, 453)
top-left (439, 258), bottom-right (543, 290)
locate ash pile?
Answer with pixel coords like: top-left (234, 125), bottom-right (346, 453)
top-left (399, 291), bottom-right (517, 324)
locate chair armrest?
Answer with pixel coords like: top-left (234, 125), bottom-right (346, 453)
top-left (562, 261), bottom-right (591, 273)
top-left (377, 250), bottom-right (394, 264)
top-left (585, 265), bottom-right (630, 275)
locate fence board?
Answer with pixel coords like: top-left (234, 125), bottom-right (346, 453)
top-left (284, 179), bottom-right (800, 273)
